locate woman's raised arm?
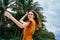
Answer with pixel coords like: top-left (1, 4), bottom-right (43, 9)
top-left (4, 11), bottom-right (30, 28)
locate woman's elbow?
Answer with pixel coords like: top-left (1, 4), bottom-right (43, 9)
top-left (18, 25), bottom-right (24, 29)
top-left (20, 26), bottom-right (24, 29)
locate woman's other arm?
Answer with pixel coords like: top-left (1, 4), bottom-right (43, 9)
top-left (19, 12), bottom-right (28, 24)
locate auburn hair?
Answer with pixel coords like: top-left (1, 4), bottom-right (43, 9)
top-left (28, 10), bottom-right (42, 30)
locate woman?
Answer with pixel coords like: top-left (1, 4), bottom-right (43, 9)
top-left (4, 10), bottom-right (42, 40)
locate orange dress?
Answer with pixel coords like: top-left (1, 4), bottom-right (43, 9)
top-left (23, 18), bottom-right (36, 40)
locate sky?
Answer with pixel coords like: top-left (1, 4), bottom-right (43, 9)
top-left (34, 0), bottom-right (60, 40)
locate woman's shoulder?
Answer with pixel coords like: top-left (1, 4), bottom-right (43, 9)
top-left (29, 18), bottom-right (36, 23)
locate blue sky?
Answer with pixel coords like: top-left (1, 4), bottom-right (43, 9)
top-left (34, 0), bottom-right (60, 40)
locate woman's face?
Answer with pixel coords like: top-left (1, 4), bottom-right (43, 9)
top-left (28, 11), bottom-right (35, 19)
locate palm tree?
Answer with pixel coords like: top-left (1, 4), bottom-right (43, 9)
top-left (0, 0), bottom-right (17, 39)
top-left (0, 0), bottom-right (12, 27)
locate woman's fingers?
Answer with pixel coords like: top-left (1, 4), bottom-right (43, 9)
top-left (4, 11), bottom-right (7, 16)
top-left (4, 11), bottom-right (12, 19)
top-left (26, 11), bottom-right (28, 15)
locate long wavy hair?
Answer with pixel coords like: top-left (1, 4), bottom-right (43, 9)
top-left (28, 10), bottom-right (42, 30)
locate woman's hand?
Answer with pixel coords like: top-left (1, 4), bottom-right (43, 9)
top-left (25, 11), bottom-right (28, 16)
top-left (4, 11), bottom-right (12, 19)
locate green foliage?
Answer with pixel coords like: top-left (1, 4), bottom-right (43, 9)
top-left (32, 28), bottom-right (55, 40)
top-left (0, 0), bottom-right (55, 40)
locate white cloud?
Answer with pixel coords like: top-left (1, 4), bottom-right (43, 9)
top-left (34, 0), bottom-right (60, 34)
top-left (34, 0), bottom-right (60, 40)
